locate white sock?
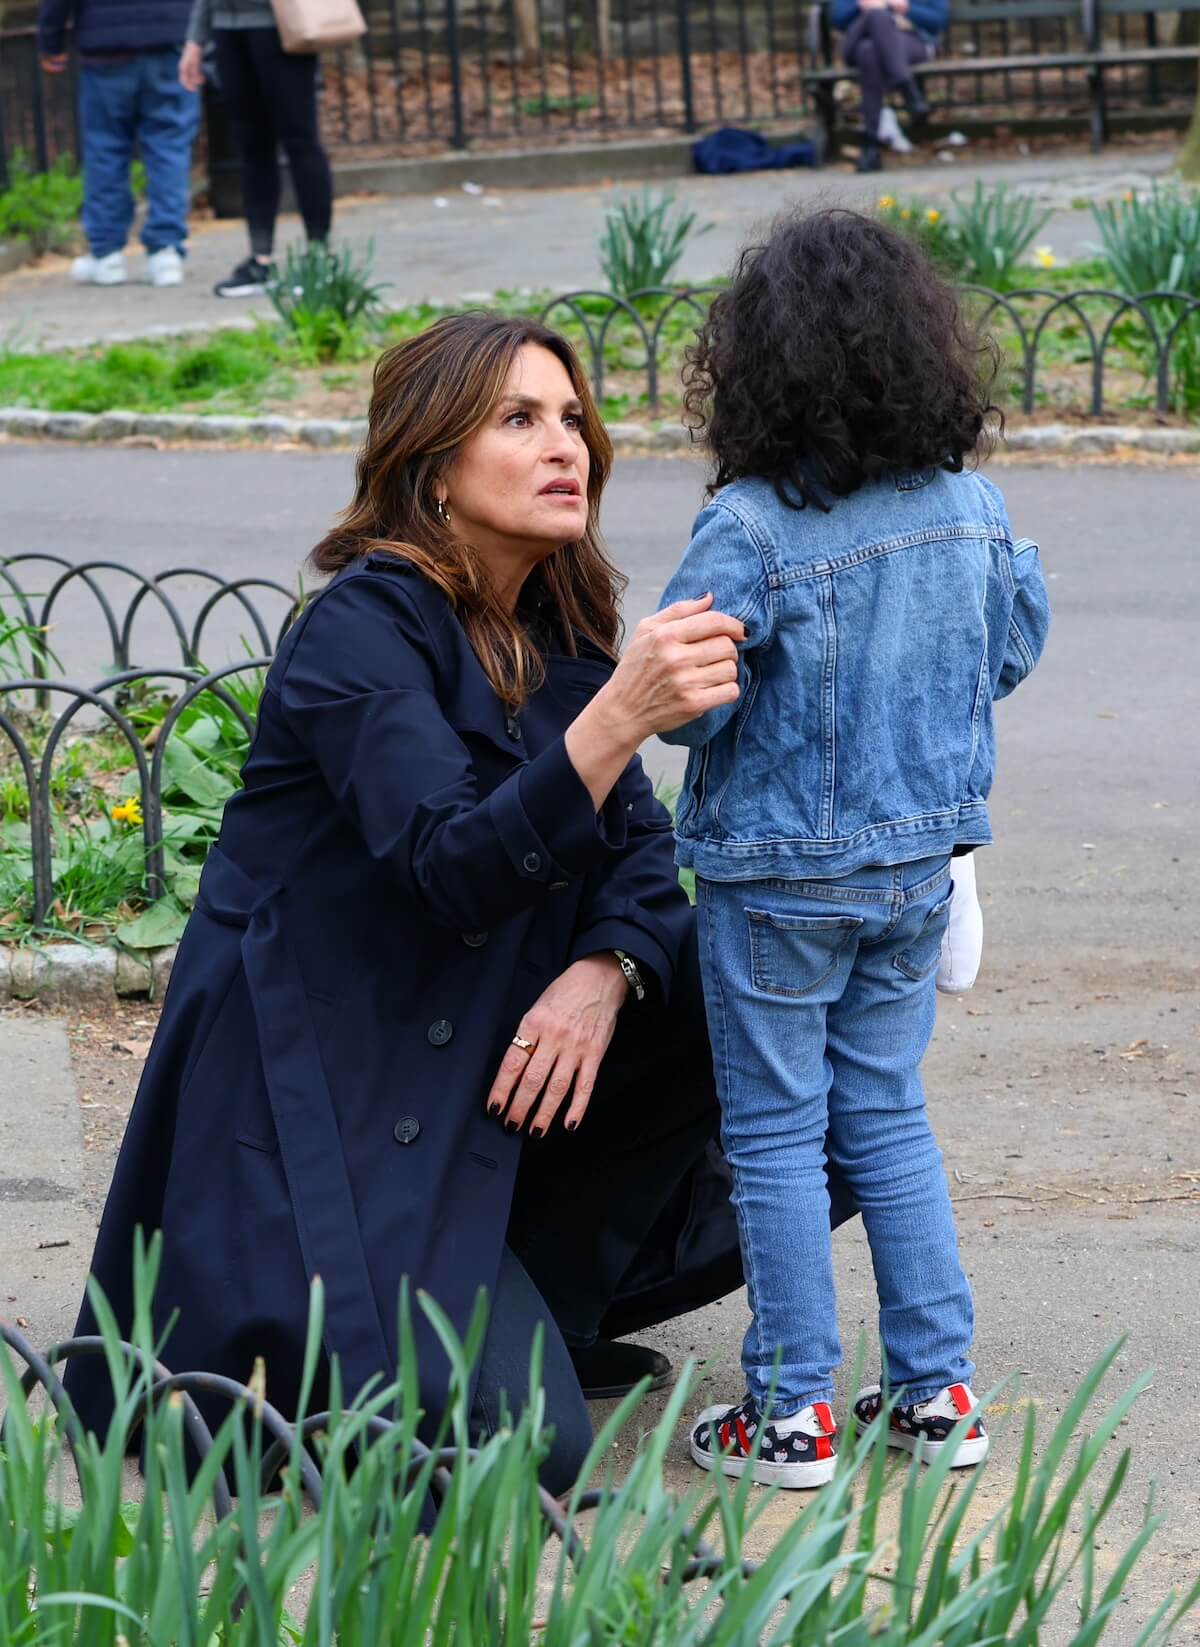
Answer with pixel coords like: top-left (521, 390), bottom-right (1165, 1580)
top-left (937, 853), bottom-right (984, 994)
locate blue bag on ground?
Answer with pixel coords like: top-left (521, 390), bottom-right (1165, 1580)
top-left (692, 126), bottom-right (817, 174)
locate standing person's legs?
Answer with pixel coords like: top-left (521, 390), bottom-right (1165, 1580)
top-left (214, 28), bottom-right (282, 260)
top-left (243, 28), bottom-right (333, 245)
top-left (695, 877), bottom-right (846, 1416)
top-left (823, 858), bottom-right (975, 1400)
top-left (78, 59), bottom-right (139, 266)
top-left (135, 50), bottom-right (200, 262)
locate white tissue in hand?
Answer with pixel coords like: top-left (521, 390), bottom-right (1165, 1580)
top-left (937, 852), bottom-right (983, 993)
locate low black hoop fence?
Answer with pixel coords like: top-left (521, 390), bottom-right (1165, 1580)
top-left (0, 1317), bottom-right (683, 1578)
top-left (539, 284), bottom-right (1200, 421)
top-left (0, 558), bottom-right (303, 942)
top-left (0, 1252), bottom-right (769, 1639)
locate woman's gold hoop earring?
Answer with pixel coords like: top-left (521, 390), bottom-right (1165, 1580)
top-left (434, 498), bottom-right (451, 527)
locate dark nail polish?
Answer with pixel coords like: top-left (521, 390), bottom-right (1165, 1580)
top-left (487, 1105), bottom-right (502, 1116)
top-left (530, 1127), bottom-right (544, 1139)
top-left (504, 1120), bottom-right (519, 1134)
top-left (565, 1119), bottom-right (578, 1132)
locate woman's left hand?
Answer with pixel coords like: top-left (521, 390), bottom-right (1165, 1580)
top-left (486, 955), bottom-right (629, 1136)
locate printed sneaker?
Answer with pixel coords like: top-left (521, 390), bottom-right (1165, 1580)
top-left (70, 251), bottom-right (127, 286)
top-left (689, 1395), bottom-right (838, 1489)
top-left (853, 1382), bottom-right (989, 1468)
top-left (146, 246), bottom-right (185, 287)
top-left (214, 256), bottom-right (273, 298)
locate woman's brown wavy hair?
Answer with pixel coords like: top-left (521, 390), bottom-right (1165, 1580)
top-left (310, 312), bottom-right (622, 709)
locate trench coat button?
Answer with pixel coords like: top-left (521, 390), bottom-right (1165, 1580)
top-left (523, 851), bottom-right (542, 875)
top-left (427, 1019), bottom-right (453, 1046)
top-left (505, 714), bottom-right (522, 740)
top-left (462, 931), bottom-right (488, 948)
top-left (393, 1115), bottom-right (421, 1145)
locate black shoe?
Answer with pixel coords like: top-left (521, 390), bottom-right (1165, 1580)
top-left (901, 81), bottom-right (932, 124)
top-left (214, 256), bottom-right (273, 298)
top-left (569, 1339), bottom-right (673, 1401)
top-left (855, 139), bottom-right (883, 174)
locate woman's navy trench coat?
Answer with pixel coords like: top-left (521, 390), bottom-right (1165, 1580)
top-left (66, 554), bottom-right (750, 1434)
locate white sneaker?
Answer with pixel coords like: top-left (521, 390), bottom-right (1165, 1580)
top-left (689, 1393), bottom-right (838, 1489)
top-left (853, 1382), bottom-right (990, 1468)
top-left (146, 246), bottom-right (185, 287)
top-left (70, 251), bottom-right (128, 286)
top-left (936, 852), bottom-right (984, 994)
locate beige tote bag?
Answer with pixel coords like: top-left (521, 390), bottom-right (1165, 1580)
top-left (271, 0), bottom-right (367, 53)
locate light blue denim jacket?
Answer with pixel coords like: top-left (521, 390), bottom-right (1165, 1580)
top-left (658, 467), bottom-right (1050, 880)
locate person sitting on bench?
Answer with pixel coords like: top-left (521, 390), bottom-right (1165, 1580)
top-left (832, 0), bottom-right (948, 171)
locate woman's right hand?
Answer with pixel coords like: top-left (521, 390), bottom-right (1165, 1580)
top-left (179, 42), bottom-right (205, 92)
top-left (602, 594), bottom-right (744, 741)
top-left (563, 594), bottom-right (743, 812)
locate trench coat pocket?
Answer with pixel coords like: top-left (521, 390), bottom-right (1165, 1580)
top-left (236, 1131), bottom-right (279, 1154)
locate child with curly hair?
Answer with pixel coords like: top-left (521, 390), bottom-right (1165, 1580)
top-left (659, 209), bottom-right (1050, 1488)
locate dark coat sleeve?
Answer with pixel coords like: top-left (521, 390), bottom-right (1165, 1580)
top-left (567, 754), bottom-right (691, 999)
top-left (37, 0), bottom-right (77, 55)
top-left (276, 568), bottom-right (629, 933)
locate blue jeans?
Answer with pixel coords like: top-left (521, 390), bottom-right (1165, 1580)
top-left (697, 855), bottom-right (975, 1416)
top-left (79, 50), bottom-right (199, 259)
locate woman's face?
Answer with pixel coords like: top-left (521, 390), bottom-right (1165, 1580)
top-left (439, 344), bottom-right (591, 569)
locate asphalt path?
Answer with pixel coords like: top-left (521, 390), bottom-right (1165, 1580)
top-left (2, 445), bottom-right (1199, 1637)
top-left (0, 147), bottom-right (1176, 351)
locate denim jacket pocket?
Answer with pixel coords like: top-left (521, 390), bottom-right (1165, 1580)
top-left (747, 910), bottom-right (863, 999)
top-left (893, 895), bottom-right (952, 982)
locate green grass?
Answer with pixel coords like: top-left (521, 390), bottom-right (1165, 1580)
top-left (0, 260), bottom-right (1196, 426)
top-left (0, 328), bottom-right (292, 414)
top-left (1, 1235), bottom-right (1197, 1643)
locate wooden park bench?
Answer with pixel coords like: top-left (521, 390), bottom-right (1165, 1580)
top-left (802, 0), bottom-right (1200, 152)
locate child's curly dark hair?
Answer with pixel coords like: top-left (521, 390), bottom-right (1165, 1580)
top-left (684, 209), bottom-right (1000, 509)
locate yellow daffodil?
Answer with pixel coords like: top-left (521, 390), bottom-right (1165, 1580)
top-left (1033, 246), bottom-right (1057, 270)
top-left (878, 194), bottom-right (896, 210)
top-left (112, 798), bottom-right (143, 826)
top-left (926, 208), bottom-right (941, 224)
top-left (900, 208), bottom-right (912, 220)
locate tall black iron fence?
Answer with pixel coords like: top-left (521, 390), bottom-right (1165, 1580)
top-left (3, 0), bottom-right (1191, 183)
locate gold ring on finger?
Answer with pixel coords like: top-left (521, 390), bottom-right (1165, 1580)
top-left (511, 1034), bottom-right (538, 1056)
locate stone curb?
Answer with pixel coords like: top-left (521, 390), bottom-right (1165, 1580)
top-left (0, 943), bottom-right (177, 1006)
top-left (4, 406), bottom-right (1199, 456)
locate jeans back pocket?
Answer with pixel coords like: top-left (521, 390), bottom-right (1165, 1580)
top-left (746, 910), bottom-right (863, 999)
top-left (893, 895), bottom-right (952, 982)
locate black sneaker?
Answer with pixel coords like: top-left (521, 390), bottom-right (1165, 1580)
top-left (214, 257), bottom-right (273, 298)
top-left (853, 1382), bottom-right (990, 1467)
top-left (689, 1394), bottom-right (837, 1489)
